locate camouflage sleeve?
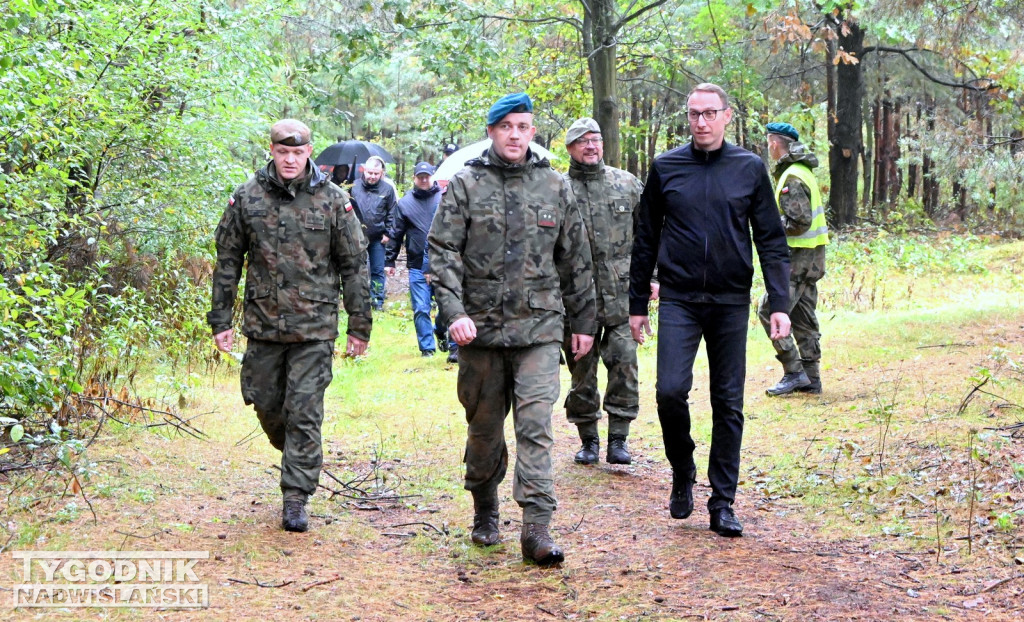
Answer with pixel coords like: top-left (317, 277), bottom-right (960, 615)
top-left (207, 191), bottom-right (246, 334)
top-left (555, 180), bottom-right (597, 335)
top-left (332, 192), bottom-right (372, 341)
top-left (780, 178), bottom-right (812, 236)
top-left (426, 175), bottom-right (469, 326)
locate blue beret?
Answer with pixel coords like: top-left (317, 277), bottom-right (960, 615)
top-left (766, 122), bottom-right (799, 142)
top-left (487, 92), bottom-right (533, 126)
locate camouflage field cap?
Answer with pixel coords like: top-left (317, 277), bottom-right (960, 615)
top-left (270, 119), bottom-right (312, 146)
top-left (565, 117), bottom-right (601, 145)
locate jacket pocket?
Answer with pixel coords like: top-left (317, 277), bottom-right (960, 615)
top-left (298, 287), bottom-right (339, 305)
top-left (528, 288), bottom-right (565, 315)
top-left (246, 284), bottom-right (272, 300)
top-left (463, 279), bottom-right (501, 315)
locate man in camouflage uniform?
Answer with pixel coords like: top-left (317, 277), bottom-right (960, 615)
top-left (208, 119), bottom-right (372, 533)
top-left (757, 122), bottom-right (829, 396)
top-left (428, 93), bottom-right (597, 566)
top-left (560, 117), bottom-right (645, 466)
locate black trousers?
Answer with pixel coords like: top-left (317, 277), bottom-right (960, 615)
top-left (656, 300), bottom-right (748, 510)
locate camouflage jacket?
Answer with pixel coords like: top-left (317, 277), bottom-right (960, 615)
top-left (774, 146), bottom-right (826, 283)
top-left (565, 159), bottom-right (642, 325)
top-left (427, 148), bottom-right (597, 348)
top-left (207, 160), bottom-right (372, 343)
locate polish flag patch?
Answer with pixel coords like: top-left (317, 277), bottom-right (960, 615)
top-left (780, 187), bottom-right (790, 194)
top-left (344, 201), bottom-right (354, 212)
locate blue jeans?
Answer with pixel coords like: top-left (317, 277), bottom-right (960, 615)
top-left (367, 237), bottom-right (386, 308)
top-left (656, 300), bottom-right (748, 510)
top-left (408, 268), bottom-right (436, 352)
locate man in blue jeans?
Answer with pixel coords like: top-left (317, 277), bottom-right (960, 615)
top-left (352, 155), bottom-right (397, 310)
top-left (629, 83), bottom-right (792, 538)
top-left (386, 162), bottom-right (454, 357)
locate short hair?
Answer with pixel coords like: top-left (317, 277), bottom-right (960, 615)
top-left (687, 83), bottom-right (730, 109)
top-left (364, 156), bottom-right (385, 170)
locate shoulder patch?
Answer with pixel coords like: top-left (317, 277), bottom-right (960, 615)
top-left (344, 201), bottom-right (353, 212)
top-left (781, 187), bottom-right (790, 194)
top-left (228, 196), bottom-right (235, 206)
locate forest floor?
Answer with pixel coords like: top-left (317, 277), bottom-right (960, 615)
top-left (3, 242), bottom-right (1024, 621)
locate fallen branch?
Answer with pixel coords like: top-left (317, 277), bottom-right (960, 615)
top-left (300, 574), bottom-right (343, 593)
top-left (916, 342), bottom-right (973, 349)
top-left (979, 574), bottom-right (1024, 594)
top-left (382, 521), bottom-right (446, 536)
top-left (228, 577), bottom-right (294, 588)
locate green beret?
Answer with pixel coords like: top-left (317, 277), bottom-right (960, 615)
top-left (487, 92), bottom-right (533, 126)
top-left (766, 122), bottom-right (799, 142)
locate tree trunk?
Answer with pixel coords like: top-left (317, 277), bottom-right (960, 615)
top-left (581, 0), bottom-right (621, 167)
top-left (826, 14), bottom-right (865, 228)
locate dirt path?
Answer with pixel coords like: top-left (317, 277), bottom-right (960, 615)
top-left (4, 310), bottom-right (1023, 620)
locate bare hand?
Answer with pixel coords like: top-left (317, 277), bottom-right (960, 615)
top-left (345, 335), bottom-right (369, 357)
top-left (629, 315), bottom-right (653, 345)
top-left (385, 266), bottom-right (396, 277)
top-left (769, 312), bottom-right (792, 340)
top-left (571, 334), bottom-right (594, 361)
top-left (214, 329), bottom-right (234, 353)
top-left (381, 235), bottom-right (390, 244)
top-left (424, 273), bottom-right (432, 285)
top-left (448, 316), bottom-right (477, 346)
top-left (649, 282), bottom-right (660, 301)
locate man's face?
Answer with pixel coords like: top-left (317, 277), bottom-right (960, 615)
top-left (414, 173), bottom-right (432, 190)
top-left (270, 143), bottom-right (313, 181)
top-left (362, 162), bottom-right (383, 184)
top-left (486, 112), bottom-right (537, 164)
top-left (567, 131), bottom-right (603, 165)
top-left (686, 90), bottom-right (732, 152)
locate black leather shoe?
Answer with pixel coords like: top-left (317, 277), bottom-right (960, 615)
top-left (606, 435), bottom-right (631, 464)
top-left (446, 349), bottom-right (459, 364)
top-left (669, 471), bottom-right (694, 519)
top-left (521, 523), bottom-right (564, 566)
top-left (765, 371), bottom-right (811, 396)
top-left (282, 499), bottom-right (309, 532)
top-left (709, 506), bottom-right (743, 537)
top-left (574, 437), bottom-right (599, 465)
top-left (796, 378), bottom-right (822, 394)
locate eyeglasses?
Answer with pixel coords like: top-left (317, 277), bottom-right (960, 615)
top-left (574, 137), bottom-right (603, 146)
top-left (686, 108), bottom-right (729, 122)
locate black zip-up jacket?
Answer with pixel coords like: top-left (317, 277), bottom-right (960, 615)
top-left (629, 141), bottom-right (790, 315)
top-left (350, 178), bottom-right (397, 240)
top-left (385, 183), bottom-right (442, 271)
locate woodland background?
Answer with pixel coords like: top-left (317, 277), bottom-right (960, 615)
top-left (1, 0), bottom-right (1023, 503)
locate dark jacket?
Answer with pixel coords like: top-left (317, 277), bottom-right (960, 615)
top-left (386, 183), bottom-right (442, 272)
top-left (629, 141), bottom-right (790, 315)
top-left (208, 160), bottom-right (372, 343)
top-left (350, 178), bottom-right (397, 240)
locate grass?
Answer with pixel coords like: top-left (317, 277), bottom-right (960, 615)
top-left (2, 234), bottom-right (1023, 619)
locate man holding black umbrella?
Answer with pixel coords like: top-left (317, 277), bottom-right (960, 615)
top-left (351, 155), bottom-right (397, 310)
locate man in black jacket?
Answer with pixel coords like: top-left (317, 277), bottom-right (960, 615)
top-left (629, 83), bottom-right (792, 537)
top-left (351, 155), bottom-right (397, 310)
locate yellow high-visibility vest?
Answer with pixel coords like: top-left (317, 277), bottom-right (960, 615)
top-left (776, 163), bottom-right (829, 248)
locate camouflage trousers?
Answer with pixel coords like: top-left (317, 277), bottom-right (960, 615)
top-left (757, 279), bottom-right (822, 376)
top-left (240, 339), bottom-right (334, 499)
top-left (561, 321), bottom-right (638, 437)
top-left (458, 342), bottom-right (560, 525)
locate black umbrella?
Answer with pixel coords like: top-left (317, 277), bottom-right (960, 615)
top-left (314, 140), bottom-right (394, 168)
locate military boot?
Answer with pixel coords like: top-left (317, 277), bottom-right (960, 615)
top-left (520, 523), bottom-right (564, 566)
top-left (574, 437), bottom-right (599, 465)
top-left (796, 360), bottom-right (822, 394)
top-left (470, 489), bottom-right (500, 546)
top-left (282, 498), bottom-right (309, 532)
top-left (669, 469), bottom-right (695, 519)
top-left (765, 371), bottom-right (811, 396)
top-left (606, 435), bottom-right (631, 465)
